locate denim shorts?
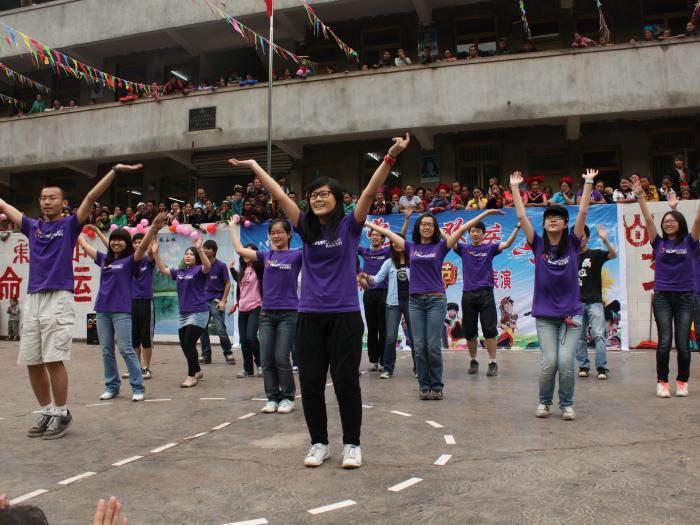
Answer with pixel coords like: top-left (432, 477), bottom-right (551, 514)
top-left (178, 311), bottom-right (209, 329)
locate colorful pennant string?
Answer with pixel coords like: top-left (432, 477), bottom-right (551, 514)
top-left (0, 62), bottom-right (51, 93)
top-left (596, 1), bottom-right (611, 43)
top-left (300, 1), bottom-right (359, 61)
top-left (518, 1), bottom-right (532, 41)
top-left (0, 93), bottom-right (26, 108)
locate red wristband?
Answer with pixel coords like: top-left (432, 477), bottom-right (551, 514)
top-left (384, 155), bottom-right (396, 166)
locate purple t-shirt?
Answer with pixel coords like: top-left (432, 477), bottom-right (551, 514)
top-left (94, 252), bottom-right (137, 313)
top-left (295, 212), bottom-right (362, 313)
top-left (204, 259), bottom-right (230, 300)
top-left (694, 246), bottom-right (700, 295)
top-left (405, 239), bottom-right (450, 294)
top-left (358, 246), bottom-right (390, 290)
top-left (257, 249), bottom-right (303, 310)
top-left (21, 214), bottom-right (82, 294)
top-left (132, 259), bottom-right (155, 300)
top-left (652, 235), bottom-right (698, 293)
top-left (455, 242), bottom-right (501, 291)
top-left (530, 232), bottom-right (583, 318)
top-left (169, 265), bottom-right (208, 315)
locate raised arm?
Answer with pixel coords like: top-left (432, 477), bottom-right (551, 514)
top-left (448, 209), bottom-right (505, 249)
top-left (354, 133), bottom-right (410, 224)
top-left (196, 237), bottom-right (211, 274)
top-left (400, 207), bottom-right (412, 237)
top-left (597, 225), bottom-right (617, 260)
top-left (77, 234), bottom-right (99, 261)
top-left (509, 171), bottom-right (535, 244)
top-left (573, 169), bottom-right (597, 239)
top-left (134, 213), bottom-right (167, 262)
top-left (76, 164), bottom-right (143, 224)
top-left (361, 257), bottom-right (391, 285)
top-left (499, 223), bottom-right (521, 251)
top-left (365, 222), bottom-right (405, 250)
top-left (228, 216), bottom-right (258, 263)
top-left (0, 198), bottom-right (23, 227)
top-left (632, 180), bottom-right (657, 243)
top-left (228, 159), bottom-right (299, 226)
top-left (690, 200), bottom-right (700, 242)
top-left (86, 224), bottom-right (109, 249)
top-left (151, 242), bottom-right (171, 277)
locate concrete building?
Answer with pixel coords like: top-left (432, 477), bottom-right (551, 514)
top-left (0, 0), bottom-right (699, 214)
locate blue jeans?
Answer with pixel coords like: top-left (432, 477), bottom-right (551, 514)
top-left (96, 312), bottom-right (144, 395)
top-left (383, 300), bottom-right (413, 375)
top-left (575, 302), bottom-right (609, 372)
top-left (199, 300), bottom-right (233, 358)
top-left (259, 310), bottom-right (297, 402)
top-left (409, 295), bottom-right (446, 390)
top-left (653, 292), bottom-right (693, 382)
top-left (536, 316), bottom-right (582, 408)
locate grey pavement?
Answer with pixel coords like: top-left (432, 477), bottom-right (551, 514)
top-left (1, 342), bottom-right (699, 525)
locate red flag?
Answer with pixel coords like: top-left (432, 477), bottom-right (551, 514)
top-left (265, 0), bottom-right (273, 17)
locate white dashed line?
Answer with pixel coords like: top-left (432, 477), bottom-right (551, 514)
top-left (295, 395), bottom-right (302, 399)
top-left (9, 489), bottom-right (48, 505)
top-left (223, 519), bottom-right (269, 525)
top-left (238, 412), bottom-right (256, 420)
top-left (31, 410), bottom-right (42, 414)
top-left (390, 410), bottom-right (412, 417)
top-left (444, 434), bottom-right (456, 445)
top-left (212, 422), bottom-right (232, 430)
top-left (150, 443), bottom-right (177, 453)
top-left (112, 456), bottom-right (143, 467)
top-left (360, 370), bottom-right (368, 375)
top-left (145, 398), bottom-right (171, 402)
top-left (307, 500), bottom-right (357, 515)
top-left (251, 398), bottom-right (267, 401)
top-left (425, 420), bottom-right (444, 429)
top-left (434, 454), bottom-right (452, 466)
top-left (185, 432), bottom-right (209, 440)
top-left (362, 404), bottom-right (374, 409)
top-left (400, 355), bottom-right (408, 359)
top-left (388, 477), bottom-right (423, 492)
top-left (58, 471), bottom-right (96, 485)
top-left (200, 397), bottom-right (226, 401)
top-left (86, 402), bottom-right (112, 407)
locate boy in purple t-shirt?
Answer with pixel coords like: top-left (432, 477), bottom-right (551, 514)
top-left (0, 163), bottom-right (143, 439)
top-left (198, 240), bottom-right (234, 365)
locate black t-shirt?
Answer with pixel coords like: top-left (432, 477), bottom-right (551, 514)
top-left (396, 264), bottom-right (409, 301)
top-left (578, 249), bottom-right (609, 303)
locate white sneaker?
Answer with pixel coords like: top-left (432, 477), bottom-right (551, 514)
top-left (342, 444), bottom-right (362, 469)
top-left (535, 404), bottom-right (550, 418)
top-left (132, 393), bottom-right (144, 402)
top-left (256, 367), bottom-right (263, 377)
top-left (99, 391), bottom-right (117, 400)
top-left (676, 381), bottom-right (689, 397)
top-left (304, 443), bottom-right (330, 467)
top-left (277, 399), bottom-right (295, 414)
top-left (561, 406), bottom-right (576, 421)
top-left (378, 365), bottom-right (384, 372)
top-left (656, 381), bottom-right (671, 398)
top-left (261, 401), bottom-right (279, 413)
top-left (379, 372), bottom-right (391, 379)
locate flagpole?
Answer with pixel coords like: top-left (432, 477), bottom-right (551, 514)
top-left (266, 2), bottom-right (274, 177)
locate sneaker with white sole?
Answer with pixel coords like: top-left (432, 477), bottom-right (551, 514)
top-left (132, 393), bottom-right (144, 402)
top-left (304, 443), bottom-right (330, 467)
top-left (676, 381), bottom-right (689, 397)
top-left (277, 399), bottom-right (295, 413)
top-left (536, 404), bottom-right (551, 418)
top-left (142, 368), bottom-right (152, 380)
top-left (379, 372), bottom-right (391, 379)
top-left (99, 391), bottom-right (118, 400)
top-left (342, 444), bottom-right (362, 469)
top-left (578, 368), bottom-right (589, 378)
top-left (561, 406), bottom-right (576, 421)
top-left (597, 370), bottom-right (608, 380)
top-left (261, 401), bottom-right (279, 413)
top-left (656, 381), bottom-right (671, 398)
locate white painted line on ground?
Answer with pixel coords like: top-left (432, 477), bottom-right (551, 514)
top-left (251, 398), bottom-right (267, 401)
top-left (200, 397), bottom-right (226, 401)
top-left (400, 355), bottom-right (408, 359)
top-left (31, 410), bottom-right (42, 414)
top-left (0, 417), bottom-right (4, 420)
top-left (212, 422), bottom-right (232, 430)
top-left (390, 410), bottom-right (412, 417)
top-left (434, 454), bottom-right (452, 466)
top-left (326, 382), bottom-right (333, 387)
top-left (307, 500), bottom-right (357, 515)
top-left (86, 402), bottom-right (112, 407)
top-left (362, 404), bottom-right (374, 409)
top-left (223, 519), bottom-right (269, 525)
top-left (388, 477), bottom-right (423, 492)
top-left (444, 434), bottom-right (456, 445)
top-left (145, 398), bottom-right (171, 402)
top-left (10, 489), bottom-right (48, 505)
top-left (112, 456), bottom-right (143, 467)
top-left (238, 412), bottom-right (256, 420)
top-left (150, 443), bottom-right (177, 453)
top-left (58, 471), bottom-right (96, 485)
top-left (295, 395), bottom-right (302, 399)
top-left (185, 432), bottom-right (209, 440)
top-left (360, 370), bottom-right (368, 375)
top-left (426, 420), bottom-right (444, 429)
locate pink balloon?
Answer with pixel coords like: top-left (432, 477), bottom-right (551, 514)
top-left (182, 225), bottom-right (192, 235)
top-left (171, 219), bottom-right (180, 228)
top-left (244, 220), bottom-right (252, 228)
top-left (109, 224), bottom-right (118, 231)
top-left (232, 214), bottom-right (240, 223)
top-left (0, 213), bottom-right (7, 221)
top-left (140, 219), bottom-right (148, 227)
top-left (190, 231), bottom-right (200, 241)
top-left (136, 225), bottom-right (145, 234)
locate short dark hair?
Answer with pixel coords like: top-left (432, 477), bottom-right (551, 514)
top-left (40, 185), bottom-right (65, 199)
top-left (471, 221), bottom-right (486, 233)
top-left (203, 239), bottom-right (218, 253)
top-left (661, 211), bottom-right (689, 242)
top-left (132, 232), bottom-right (145, 242)
top-left (106, 228), bottom-right (134, 265)
top-left (412, 213), bottom-right (441, 244)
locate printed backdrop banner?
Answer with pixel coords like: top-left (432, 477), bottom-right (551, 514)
top-left (0, 206), bottom-right (627, 348)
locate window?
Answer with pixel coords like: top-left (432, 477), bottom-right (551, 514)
top-left (362, 27), bottom-right (401, 67)
top-left (644, 0), bottom-right (691, 35)
top-left (528, 151), bottom-right (567, 176)
top-left (362, 151), bottom-right (401, 192)
top-left (582, 148), bottom-right (620, 187)
top-left (575, 18), bottom-right (600, 36)
top-left (651, 129), bottom-right (698, 184)
top-left (528, 20), bottom-right (561, 49)
top-left (458, 143), bottom-right (500, 189)
top-left (161, 176), bottom-right (195, 206)
top-left (113, 170), bottom-right (144, 209)
top-left (455, 16), bottom-right (497, 56)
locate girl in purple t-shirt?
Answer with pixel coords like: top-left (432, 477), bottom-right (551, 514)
top-left (228, 133), bottom-right (411, 470)
top-left (634, 186), bottom-right (700, 398)
top-left (510, 169), bottom-right (597, 421)
top-left (78, 213), bottom-right (165, 402)
top-left (154, 237), bottom-right (211, 388)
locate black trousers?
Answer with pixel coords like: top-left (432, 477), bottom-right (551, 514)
top-left (363, 289), bottom-right (387, 365)
top-left (297, 312), bottom-right (363, 446)
top-left (178, 325), bottom-right (204, 376)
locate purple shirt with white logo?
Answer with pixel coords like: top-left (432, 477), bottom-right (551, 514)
top-left (358, 246), bottom-right (390, 290)
top-left (405, 239), bottom-right (450, 294)
top-left (22, 214), bottom-right (82, 294)
top-left (455, 242), bottom-right (501, 292)
top-left (204, 259), bottom-right (230, 300)
top-left (257, 250), bottom-right (303, 310)
top-left (295, 212), bottom-right (362, 313)
top-left (169, 265), bottom-right (208, 315)
top-left (132, 259), bottom-right (155, 300)
top-left (652, 235), bottom-right (698, 293)
top-left (530, 232), bottom-right (583, 318)
top-left (94, 252), bottom-right (137, 313)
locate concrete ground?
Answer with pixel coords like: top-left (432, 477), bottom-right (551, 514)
top-left (1, 342), bottom-right (699, 525)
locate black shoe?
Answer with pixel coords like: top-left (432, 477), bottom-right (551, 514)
top-left (420, 389), bottom-right (430, 400)
top-left (225, 354), bottom-right (236, 365)
top-left (430, 389), bottom-right (444, 400)
top-left (578, 368), bottom-right (590, 378)
top-left (28, 413), bottom-right (53, 437)
top-left (468, 360), bottom-right (479, 374)
top-left (201, 357), bottom-right (212, 365)
top-left (42, 411), bottom-right (72, 440)
top-left (487, 362), bottom-right (498, 377)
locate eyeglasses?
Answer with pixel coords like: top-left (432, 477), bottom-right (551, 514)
top-left (545, 216), bottom-right (565, 222)
top-left (662, 219), bottom-right (679, 225)
top-left (309, 190), bottom-right (332, 201)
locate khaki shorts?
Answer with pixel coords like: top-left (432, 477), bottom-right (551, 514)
top-left (18, 290), bottom-right (75, 366)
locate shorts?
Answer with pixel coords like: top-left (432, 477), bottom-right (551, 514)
top-left (18, 290), bottom-right (75, 365)
top-left (178, 311), bottom-right (209, 330)
top-left (461, 288), bottom-right (498, 341)
top-left (132, 298), bottom-right (155, 348)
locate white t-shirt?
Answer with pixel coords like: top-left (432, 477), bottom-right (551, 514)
top-left (399, 195), bottom-right (422, 209)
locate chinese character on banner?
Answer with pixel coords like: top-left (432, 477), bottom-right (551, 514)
top-left (13, 241), bottom-right (29, 264)
top-left (500, 269), bottom-right (512, 289)
top-left (493, 270), bottom-right (499, 288)
top-left (73, 266), bottom-right (93, 302)
top-left (442, 261), bottom-right (458, 288)
top-left (0, 266), bottom-right (22, 299)
top-left (441, 218), bottom-right (466, 240)
top-left (73, 241), bottom-right (88, 263)
top-left (481, 223), bottom-right (503, 244)
top-left (512, 242), bottom-right (535, 264)
top-left (641, 252), bottom-right (655, 291)
top-left (624, 214), bottom-right (649, 247)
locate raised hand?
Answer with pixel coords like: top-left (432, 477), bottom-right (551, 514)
top-left (486, 209), bottom-right (506, 216)
top-left (92, 496), bottom-right (127, 525)
top-left (388, 133), bottom-right (411, 158)
top-left (194, 237), bottom-right (202, 250)
top-left (151, 212), bottom-right (168, 229)
top-left (404, 207), bottom-right (414, 219)
top-left (0, 493), bottom-right (8, 509)
top-left (112, 163), bottom-right (143, 173)
top-left (149, 240), bottom-right (159, 254)
top-left (667, 192), bottom-right (679, 208)
top-left (632, 180), bottom-right (644, 197)
top-left (510, 171), bottom-right (523, 187)
top-left (228, 158), bottom-right (258, 169)
top-left (582, 169), bottom-right (599, 182)
top-left (228, 215), bottom-right (240, 227)
top-left (597, 224), bottom-right (608, 241)
top-left (86, 224), bottom-right (100, 232)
